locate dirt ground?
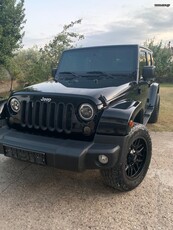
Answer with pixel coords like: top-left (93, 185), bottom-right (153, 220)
top-left (0, 132), bottom-right (172, 230)
top-left (0, 80), bottom-right (19, 96)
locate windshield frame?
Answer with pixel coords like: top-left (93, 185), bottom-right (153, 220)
top-left (55, 45), bottom-right (138, 82)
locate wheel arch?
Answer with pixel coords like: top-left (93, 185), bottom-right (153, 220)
top-left (96, 100), bottom-right (144, 136)
top-left (100, 124), bottom-right (152, 191)
top-left (133, 109), bottom-right (144, 124)
top-left (148, 83), bottom-right (160, 107)
top-left (0, 100), bottom-right (8, 119)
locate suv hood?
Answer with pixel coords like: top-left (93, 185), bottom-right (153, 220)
top-left (14, 81), bottom-right (132, 106)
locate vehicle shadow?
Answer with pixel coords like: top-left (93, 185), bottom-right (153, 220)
top-left (0, 157), bottom-right (122, 197)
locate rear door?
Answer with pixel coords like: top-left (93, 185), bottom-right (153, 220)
top-left (138, 49), bottom-right (150, 109)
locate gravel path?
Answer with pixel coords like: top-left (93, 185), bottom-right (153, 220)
top-left (0, 132), bottom-right (172, 230)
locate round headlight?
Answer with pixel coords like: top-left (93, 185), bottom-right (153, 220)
top-left (10, 98), bottom-right (21, 113)
top-left (79, 103), bottom-right (94, 121)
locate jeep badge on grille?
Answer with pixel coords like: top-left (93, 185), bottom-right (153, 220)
top-left (40, 97), bottom-right (52, 102)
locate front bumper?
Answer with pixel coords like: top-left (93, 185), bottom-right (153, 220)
top-left (0, 126), bottom-right (126, 171)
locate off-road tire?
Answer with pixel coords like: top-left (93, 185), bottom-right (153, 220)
top-left (100, 124), bottom-right (152, 192)
top-left (148, 94), bottom-right (160, 123)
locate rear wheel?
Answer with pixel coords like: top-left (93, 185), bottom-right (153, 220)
top-left (100, 124), bottom-right (152, 191)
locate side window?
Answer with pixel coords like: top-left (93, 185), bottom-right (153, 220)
top-left (150, 53), bottom-right (154, 65)
top-left (139, 51), bottom-right (147, 77)
top-left (147, 53), bottom-right (152, 66)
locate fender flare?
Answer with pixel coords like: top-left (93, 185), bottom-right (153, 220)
top-left (148, 83), bottom-right (160, 107)
top-left (96, 100), bottom-right (143, 136)
top-left (0, 100), bottom-right (7, 119)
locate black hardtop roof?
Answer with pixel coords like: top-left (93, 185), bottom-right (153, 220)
top-left (64, 44), bottom-right (153, 53)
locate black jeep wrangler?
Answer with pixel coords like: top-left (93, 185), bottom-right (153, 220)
top-left (0, 45), bottom-right (160, 191)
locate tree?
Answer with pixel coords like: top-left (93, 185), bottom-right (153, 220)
top-left (40, 19), bottom-right (84, 70)
top-left (0, 0), bottom-right (26, 66)
top-left (144, 39), bottom-right (173, 82)
top-left (12, 47), bottom-right (50, 85)
top-left (9, 19), bottom-right (84, 85)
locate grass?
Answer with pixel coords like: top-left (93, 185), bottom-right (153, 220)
top-left (0, 92), bottom-right (9, 98)
top-left (147, 83), bottom-right (173, 132)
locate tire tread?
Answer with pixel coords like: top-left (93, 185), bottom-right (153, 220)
top-left (101, 124), bottom-right (152, 192)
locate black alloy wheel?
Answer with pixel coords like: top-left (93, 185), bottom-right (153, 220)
top-left (126, 138), bottom-right (147, 178)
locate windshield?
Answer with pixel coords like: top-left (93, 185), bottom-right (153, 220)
top-left (56, 46), bottom-right (137, 88)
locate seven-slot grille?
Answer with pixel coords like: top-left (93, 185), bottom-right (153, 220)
top-left (20, 100), bottom-right (75, 134)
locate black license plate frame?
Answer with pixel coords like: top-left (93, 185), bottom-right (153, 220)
top-left (3, 145), bottom-right (46, 165)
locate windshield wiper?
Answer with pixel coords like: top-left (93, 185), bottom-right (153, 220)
top-left (83, 71), bottom-right (136, 82)
top-left (59, 71), bottom-right (80, 78)
top-left (86, 71), bottom-right (113, 77)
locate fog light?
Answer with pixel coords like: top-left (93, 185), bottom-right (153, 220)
top-left (98, 155), bottom-right (108, 164)
top-left (83, 126), bottom-right (91, 136)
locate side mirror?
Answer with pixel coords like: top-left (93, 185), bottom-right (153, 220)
top-left (142, 66), bottom-right (156, 81)
top-left (52, 68), bottom-right (57, 79)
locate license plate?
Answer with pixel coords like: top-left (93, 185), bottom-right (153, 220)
top-left (3, 145), bottom-right (46, 165)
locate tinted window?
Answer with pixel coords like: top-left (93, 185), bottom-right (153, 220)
top-left (147, 53), bottom-right (152, 66)
top-left (57, 46), bottom-right (137, 74)
top-left (139, 51), bottom-right (147, 77)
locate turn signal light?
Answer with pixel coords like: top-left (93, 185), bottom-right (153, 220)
top-left (128, 120), bottom-right (134, 128)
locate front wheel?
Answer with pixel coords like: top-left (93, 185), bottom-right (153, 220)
top-left (100, 124), bottom-right (152, 192)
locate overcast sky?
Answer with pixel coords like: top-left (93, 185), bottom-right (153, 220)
top-left (23, 0), bottom-right (173, 48)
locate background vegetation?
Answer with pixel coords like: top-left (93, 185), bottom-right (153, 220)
top-left (0, 0), bottom-right (25, 71)
top-left (147, 84), bottom-right (173, 132)
top-left (0, 1), bottom-right (173, 86)
top-left (144, 39), bottom-right (173, 83)
top-left (1, 36), bottom-right (173, 86)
